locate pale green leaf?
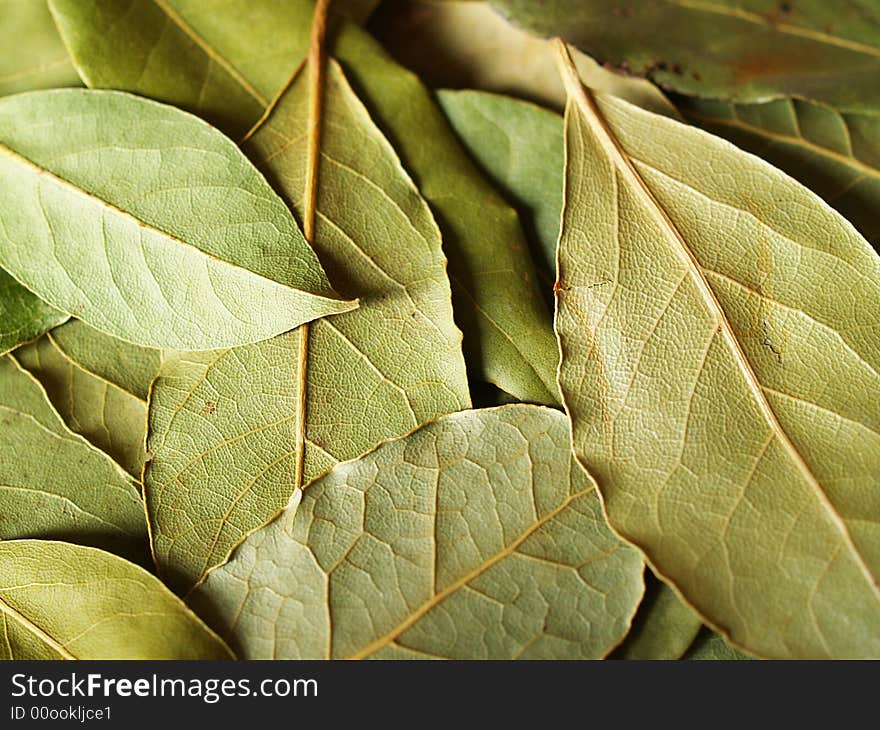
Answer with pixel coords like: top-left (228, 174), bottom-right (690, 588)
top-left (438, 90), bottom-right (564, 286)
top-left (0, 0), bottom-right (80, 96)
top-left (0, 540), bottom-right (233, 660)
top-left (677, 96), bottom-right (880, 247)
top-left (611, 572), bottom-right (702, 660)
top-left (0, 355), bottom-right (146, 561)
top-left (0, 88), bottom-right (354, 350)
top-left (555, 49), bottom-right (880, 659)
top-left (490, 0), bottom-right (880, 113)
top-left (49, 319), bottom-right (164, 402)
top-left (50, 0), bottom-right (558, 404)
top-left (145, 60), bottom-right (470, 596)
top-left (684, 629), bottom-right (752, 661)
top-left (0, 270), bottom-right (67, 357)
top-left (190, 406), bottom-right (645, 659)
top-left (15, 335), bottom-right (147, 479)
top-left (372, 0), bottom-right (677, 115)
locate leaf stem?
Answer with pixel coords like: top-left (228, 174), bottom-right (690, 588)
top-left (294, 0), bottom-right (333, 492)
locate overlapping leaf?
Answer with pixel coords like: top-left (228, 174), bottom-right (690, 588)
top-left (0, 271), bottom-right (67, 357)
top-left (0, 89), bottom-right (353, 350)
top-left (191, 406), bottom-right (644, 659)
top-left (15, 335), bottom-right (147, 478)
top-left (554, 46), bottom-right (880, 659)
top-left (51, 0), bottom-right (558, 404)
top-left (491, 0), bottom-right (880, 113)
top-left (678, 96), bottom-right (880, 246)
top-left (145, 59), bottom-right (470, 595)
top-left (0, 356), bottom-right (146, 561)
top-left (0, 0), bottom-right (80, 96)
top-left (372, 0), bottom-right (676, 115)
top-left (0, 540), bottom-right (233, 660)
top-left (50, 319), bottom-right (164, 402)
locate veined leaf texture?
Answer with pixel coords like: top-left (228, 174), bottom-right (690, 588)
top-left (554, 44), bottom-right (880, 659)
top-left (191, 406), bottom-right (645, 659)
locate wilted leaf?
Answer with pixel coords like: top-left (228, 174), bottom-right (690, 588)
top-left (0, 540), bottom-right (233, 660)
top-left (611, 572), bottom-right (702, 660)
top-left (145, 59), bottom-right (470, 595)
top-left (51, 0), bottom-right (558, 404)
top-left (0, 89), bottom-right (354, 350)
top-left (554, 45), bottom-right (880, 659)
top-left (0, 0), bottom-right (80, 96)
top-left (678, 96), bottom-right (880, 247)
top-left (15, 335), bottom-right (147, 478)
top-left (191, 406), bottom-right (645, 659)
top-left (0, 356), bottom-right (146, 560)
top-left (491, 0), bottom-right (880, 113)
top-left (371, 0), bottom-right (676, 115)
top-left (50, 319), bottom-right (164, 402)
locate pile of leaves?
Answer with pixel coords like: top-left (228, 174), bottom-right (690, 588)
top-left (1, 0), bottom-right (877, 661)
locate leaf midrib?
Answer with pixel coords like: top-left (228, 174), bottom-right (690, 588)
top-left (556, 43), bottom-right (880, 598)
top-left (348, 486), bottom-right (592, 659)
top-left (0, 141), bottom-right (338, 306)
top-left (0, 595), bottom-right (74, 659)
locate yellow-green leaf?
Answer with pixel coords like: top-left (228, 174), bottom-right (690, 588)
top-left (0, 0), bottom-right (80, 96)
top-left (555, 46), bottom-right (880, 659)
top-left (145, 60), bottom-right (470, 596)
top-left (15, 335), bottom-right (147, 479)
top-left (50, 0), bottom-right (558, 404)
top-left (190, 406), bottom-right (645, 659)
top-left (0, 89), bottom-right (354, 350)
top-left (50, 319), bottom-right (164, 402)
top-left (0, 270), bottom-right (67, 357)
top-left (0, 540), bottom-right (233, 660)
top-left (0, 355), bottom-right (146, 561)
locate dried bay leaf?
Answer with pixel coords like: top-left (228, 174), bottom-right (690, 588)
top-left (0, 271), bottom-right (68, 357)
top-left (611, 572), bottom-right (702, 660)
top-left (50, 319), bottom-right (164, 402)
top-left (0, 356), bottom-right (146, 561)
top-left (371, 0), bottom-right (677, 116)
top-left (15, 335), bottom-right (147, 479)
top-left (145, 58), bottom-right (470, 596)
top-left (438, 90), bottom-right (564, 286)
top-left (491, 0), bottom-right (880, 114)
top-left (190, 406), bottom-right (645, 659)
top-left (684, 629), bottom-right (752, 661)
top-left (51, 0), bottom-right (559, 405)
top-left (0, 89), bottom-right (354, 351)
top-left (0, 540), bottom-right (233, 660)
top-left (554, 45), bottom-right (880, 659)
top-left (0, 0), bottom-right (80, 96)
top-left (677, 96), bottom-right (880, 247)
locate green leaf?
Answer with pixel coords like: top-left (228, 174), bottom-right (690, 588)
top-left (438, 90), bottom-right (564, 286)
top-left (15, 335), bottom-right (147, 479)
top-left (0, 88), bottom-right (354, 350)
top-left (554, 46), bottom-right (880, 659)
top-left (684, 629), bottom-right (752, 661)
top-left (372, 0), bottom-right (677, 116)
top-left (611, 572), bottom-right (702, 660)
top-left (0, 0), bottom-right (80, 96)
top-left (0, 355), bottom-right (146, 561)
top-left (145, 60), bottom-right (470, 596)
top-left (677, 96), bottom-right (880, 247)
top-left (50, 319), bottom-right (164, 402)
top-left (490, 0), bottom-right (880, 114)
top-left (50, 0), bottom-right (558, 405)
top-left (0, 540), bottom-right (233, 660)
top-left (190, 406), bottom-right (645, 659)
top-left (0, 270), bottom-right (67, 357)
